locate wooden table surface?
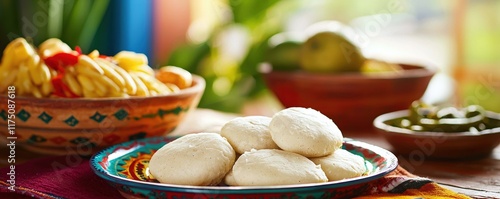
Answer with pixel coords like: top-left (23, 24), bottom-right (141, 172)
top-left (1, 108), bottom-right (499, 198)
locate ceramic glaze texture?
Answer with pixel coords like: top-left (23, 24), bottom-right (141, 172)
top-left (261, 63), bottom-right (435, 131)
top-left (0, 76), bottom-right (205, 155)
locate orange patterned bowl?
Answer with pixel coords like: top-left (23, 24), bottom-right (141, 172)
top-left (0, 75), bottom-right (205, 155)
top-left (261, 63), bottom-right (435, 132)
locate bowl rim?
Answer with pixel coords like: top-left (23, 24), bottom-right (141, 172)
top-left (373, 110), bottom-right (500, 137)
top-left (259, 62), bottom-right (437, 80)
top-left (0, 75), bottom-right (205, 102)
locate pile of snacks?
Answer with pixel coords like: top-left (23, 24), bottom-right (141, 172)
top-left (0, 38), bottom-right (192, 98)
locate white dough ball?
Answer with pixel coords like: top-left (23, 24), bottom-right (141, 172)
top-left (232, 149), bottom-right (328, 186)
top-left (269, 107), bottom-right (343, 157)
top-left (220, 116), bottom-right (279, 154)
top-left (310, 149), bottom-right (366, 181)
top-left (149, 132), bottom-right (236, 186)
top-left (223, 169), bottom-right (238, 186)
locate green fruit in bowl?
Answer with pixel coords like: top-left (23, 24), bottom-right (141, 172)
top-left (300, 31), bottom-right (365, 73)
top-left (266, 40), bottom-right (302, 71)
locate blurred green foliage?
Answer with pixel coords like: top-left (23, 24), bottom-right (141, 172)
top-left (463, 0), bottom-right (500, 65)
top-left (165, 0), bottom-right (411, 113)
top-left (461, 1), bottom-right (500, 112)
top-left (0, 0), bottom-right (109, 54)
top-left (463, 83), bottom-right (500, 112)
top-left (166, 0), bottom-right (286, 113)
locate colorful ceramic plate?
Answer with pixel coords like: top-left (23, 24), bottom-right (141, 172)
top-left (90, 136), bottom-right (398, 199)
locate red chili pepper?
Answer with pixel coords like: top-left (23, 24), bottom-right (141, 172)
top-left (44, 46), bottom-right (84, 98)
top-left (51, 74), bottom-right (66, 97)
top-left (51, 74), bottom-right (79, 98)
top-left (74, 46), bottom-right (82, 55)
top-left (44, 52), bottom-right (79, 72)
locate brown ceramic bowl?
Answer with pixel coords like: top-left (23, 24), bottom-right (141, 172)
top-left (0, 75), bottom-right (205, 155)
top-left (261, 63), bottom-right (435, 131)
top-left (374, 110), bottom-right (500, 159)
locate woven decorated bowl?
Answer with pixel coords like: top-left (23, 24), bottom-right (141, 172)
top-left (0, 75), bottom-right (205, 155)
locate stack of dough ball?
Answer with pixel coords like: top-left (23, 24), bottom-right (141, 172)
top-left (220, 116), bottom-right (279, 154)
top-left (269, 107), bottom-right (343, 157)
top-left (232, 149), bottom-right (328, 186)
top-left (149, 107), bottom-right (365, 187)
top-left (148, 133), bottom-right (235, 186)
top-left (310, 149), bottom-right (366, 181)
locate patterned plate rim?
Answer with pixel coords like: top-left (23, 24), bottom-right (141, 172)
top-left (90, 136), bottom-right (398, 194)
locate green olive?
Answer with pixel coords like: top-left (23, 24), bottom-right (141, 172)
top-left (407, 101), bottom-right (487, 132)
